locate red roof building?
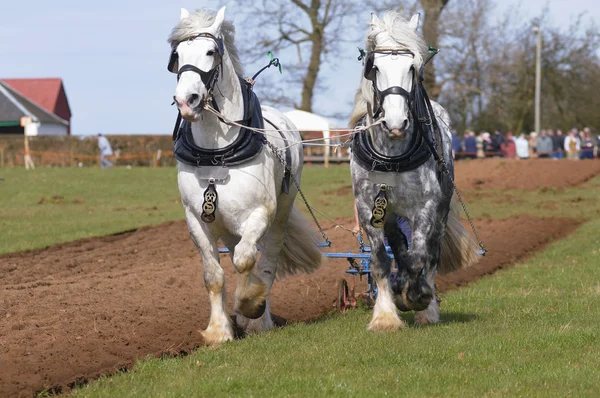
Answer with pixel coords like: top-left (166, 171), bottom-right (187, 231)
top-left (0, 78), bottom-right (71, 135)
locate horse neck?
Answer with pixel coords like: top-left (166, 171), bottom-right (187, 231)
top-left (369, 120), bottom-right (415, 157)
top-left (190, 60), bottom-right (243, 149)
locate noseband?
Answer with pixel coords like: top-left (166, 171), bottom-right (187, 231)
top-left (363, 48), bottom-right (415, 118)
top-left (167, 32), bottom-right (225, 95)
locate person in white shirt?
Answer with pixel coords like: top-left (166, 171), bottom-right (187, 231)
top-left (97, 133), bottom-right (113, 168)
top-left (515, 133), bottom-right (529, 159)
top-left (564, 129), bottom-right (581, 160)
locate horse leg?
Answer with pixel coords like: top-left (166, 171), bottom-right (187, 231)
top-left (237, 185), bottom-right (300, 332)
top-left (235, 233), bottom-right (279, 334)
top-left (235, 211), bottom-right (289, 334)
top-left (384, 218), bottom-right (413, 312)
top-left (233, 207), bottom-right (271, 320)
top-left (402, 200), bottom-right (447, 314)
top-left (414, 199), bottom-right (450, 325)
top-left (185, 209), bottom-right (233, 345)
top-left (357, 205), bottom-right (405, 332)
top-left (414, 268), bottom-right (440, 325)
top-left (396, 201), bottom-right (442, 311)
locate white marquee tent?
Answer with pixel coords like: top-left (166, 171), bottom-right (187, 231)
top-left (283, 109), bottom-right (333, 161)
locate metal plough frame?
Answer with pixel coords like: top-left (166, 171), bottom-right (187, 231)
top-left (216, 233), bottom-right (395, 313)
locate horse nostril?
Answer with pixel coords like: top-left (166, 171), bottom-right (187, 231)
top-left (401, 119), bottom-right (409, 130)
top-left (187, 93), bottom-right (200, 107)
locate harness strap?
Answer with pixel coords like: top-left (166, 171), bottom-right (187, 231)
top-left (264, 117), bottom-right (292, 195)
top-left (379, 85), bottom-right (411, 99)
top-left (172, 112), bottom-right (182, 142)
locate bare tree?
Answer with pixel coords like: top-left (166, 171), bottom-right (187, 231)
top-left (235, 0), bottom-right (359, 113)
top-left (419, 0), bottom-right (450, 99)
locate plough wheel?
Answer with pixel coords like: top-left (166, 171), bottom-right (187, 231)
top-left (337, 279), bottom-right (349, 312)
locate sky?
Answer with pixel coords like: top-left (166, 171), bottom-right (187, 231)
top-left (0, 0), bottom-right (598, 135)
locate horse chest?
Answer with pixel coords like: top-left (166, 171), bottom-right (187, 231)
top-left (178, 163), bottom-right (279, 231)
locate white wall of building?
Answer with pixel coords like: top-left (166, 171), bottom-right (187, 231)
top-left (35, 123), bottom-right (68, 136)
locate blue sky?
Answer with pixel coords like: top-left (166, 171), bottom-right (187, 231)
top-left (0, 0), bottom-right (597, 135)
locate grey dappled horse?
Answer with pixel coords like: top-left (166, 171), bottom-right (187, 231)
top-left (350, 11), bottom-right (479, 331)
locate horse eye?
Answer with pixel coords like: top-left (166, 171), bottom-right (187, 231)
top-left (206, 50), bottom-right (215, 56)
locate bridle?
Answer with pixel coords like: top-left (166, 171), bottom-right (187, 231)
top-left (167, 32), bottom-right (225, 102)
top-left (363, 47), bottom-right (416, 118)
top-left (167, 32), bottom-right (227, 140)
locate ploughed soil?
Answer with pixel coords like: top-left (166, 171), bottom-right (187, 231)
top-left (0, 215), bottom-right (581, 397)
top-left (453, 158), bottom-right (600, 190)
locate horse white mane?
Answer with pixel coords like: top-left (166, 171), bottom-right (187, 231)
top-left (349, 11), bottom-right (427, 128)
top-left (168, 8), bottom-right (244, 77)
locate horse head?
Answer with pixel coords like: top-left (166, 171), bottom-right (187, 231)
top-left (169, 7), bottom-right (227, 122)
top-left (364, 13), bottom-right (421, 139)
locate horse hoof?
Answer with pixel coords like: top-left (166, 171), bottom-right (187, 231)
top-left (235, 273), bottom-right (268, 319)
top-left (201, 325), bottom-right (234, 346)
top-left (368, 312), bottom-right (405, 332)
top-left (394, 287), bottom-right (433, 312)
top-left (236, 296), bottom-right (267, 319)
top-left (393, 293), bottom-right (412, 312)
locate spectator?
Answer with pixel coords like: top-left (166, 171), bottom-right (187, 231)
top-left (529, 132), bottom-right (537, 156)
top-left (580, 130), bottom-right (595, 159)
top-left (463, 131), bottom-right (477, 159)
top-left (564, 129), bottom-right (580, 160)
top-left (97, 133), bottom-right (113, 168)
top-left (515, 133), bottom-right (530, 159)
top-left (491, 129), bottom-right (506, 157)
top-left (595, 128), bottom-right (600, 158)
top-left (536, 130), bottom-right (553, 158)
top-left (451, 130), bottom-right (462, 159)
top-left (476, 132), bottom-right (485, 158)
top-left (481, 132), bottom-right (492, 153)
top-left (501, 131), bottom-right (517, 158)
top-left (552, 129), bottom-right (565, 159)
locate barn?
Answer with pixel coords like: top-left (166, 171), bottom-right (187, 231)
top-left (0, 78), bottom-right (71, 135)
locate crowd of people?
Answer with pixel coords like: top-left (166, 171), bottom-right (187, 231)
top-left (452, 127), bottom-right (599, 160)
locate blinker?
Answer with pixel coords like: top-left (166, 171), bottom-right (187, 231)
top-left (167, 32), bottom-right (225, 74)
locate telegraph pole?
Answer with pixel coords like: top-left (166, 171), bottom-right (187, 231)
top-left (534, 26), bottom-right (542, 134)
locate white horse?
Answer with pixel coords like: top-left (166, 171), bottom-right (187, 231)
top-left (169, 7), bottom-right (322, 344)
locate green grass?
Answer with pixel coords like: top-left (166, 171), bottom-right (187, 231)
top-left (0, 166), bottom-right (354, 254)
top-left (72, 219), bottom-right (600, 397)
top-left (0, 167), bottom-right (183, 254)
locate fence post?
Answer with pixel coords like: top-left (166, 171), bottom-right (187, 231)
top-left (69, 137), bottom-right (74, 167)
top-left (0, 146), bottom-right (4, 168)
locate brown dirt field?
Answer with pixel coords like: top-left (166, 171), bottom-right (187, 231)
top-left (0, 215), bottom-right (581, 397)
top-left (454, 158), bottom-right (600, 190)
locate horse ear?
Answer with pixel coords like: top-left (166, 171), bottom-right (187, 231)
top-left (370, 13), bottom-right (380, 26)
top-left (213, 6), bottom-right (226, 31)
top-left (409, 13), bottom-right (420, 32)
top-left (180, 8), bottom-right (190, 21)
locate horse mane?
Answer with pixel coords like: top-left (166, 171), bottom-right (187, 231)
top-left (167, 8), bottom-right (244, 77)
top-left (349, 11), bottom-right (427, 128)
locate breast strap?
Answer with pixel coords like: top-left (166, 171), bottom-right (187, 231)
top-left (173, 78), bottom-right (265, 167)
top-left (352, 119), bottom-right (432, 172)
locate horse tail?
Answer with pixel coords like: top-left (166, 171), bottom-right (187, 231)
top-left (438, 197), bottom-right (481, 274)
top-left (276, 205), bottom-right (324, 279)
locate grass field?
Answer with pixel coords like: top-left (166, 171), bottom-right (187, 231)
top-left (0, 166), bottom-right (352, 254)
top-left (2, 166), bottom-right (599, 396)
